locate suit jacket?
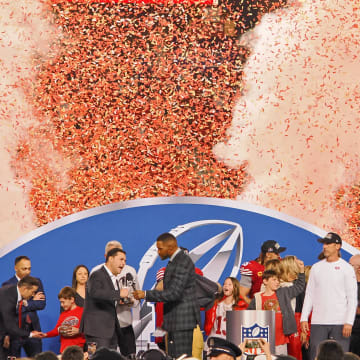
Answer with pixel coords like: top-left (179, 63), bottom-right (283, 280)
top-left (146, 250), bottom-right (200, 332)
top-left (80, 266), bottom-right (122, 339)
top-left (0, 285), bottom-right (30, 338)
top-left (2, 276), bottom-right (45, 332)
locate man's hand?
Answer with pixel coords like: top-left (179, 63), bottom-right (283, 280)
top-left (343, 324), bottom-right (352, 337)
top-left (3, 335), bottom-right (10, 349)
top-left (33, 292), bottom-right (45, 301)
top-left (301, 321), bottom-right (309, 334)
top-left (300, 332), bottom-right (309, 348)
top-left (31, 331), bottom-right (44, 338)
top-left (133, 290), bottom-right (145, 300)
top-left (120, 288), bottom-right (129, 298)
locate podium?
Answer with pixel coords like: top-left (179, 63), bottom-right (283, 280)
top-left (226, 310), bottom-right (276, 356)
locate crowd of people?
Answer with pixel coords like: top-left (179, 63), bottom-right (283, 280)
top-left (1, 232), bottom-right (360, 360)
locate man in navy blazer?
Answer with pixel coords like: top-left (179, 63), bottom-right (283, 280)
top-left (0, 276), bottom-right (43, 360)
top-left (80, 247), bottom-right (129, 349)
top-left (1, 256), bottom-right (46, 358)
top-left (134, 233), bottom-right (200, 358)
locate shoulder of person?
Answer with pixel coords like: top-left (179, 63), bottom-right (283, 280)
top-left (175, 249), bottom-right (190, 261)
top-left (240, 260), bottom-right (261, 272)
top-left (0, 283), bottom-right (17, 293)
top-left (73, 305), bottom-right (84, 313)
top-left (0, 284), bottom-right (17, 302)
top-left (312, 259), bottom-right (326, 269)
top-left (90, 263), bottom-right (104, 275)
top-left (90, 265), bottom-right (107, 278)
top-left (1, 276), bottom-right (16, 286)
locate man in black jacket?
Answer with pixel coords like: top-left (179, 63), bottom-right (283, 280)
top-left (80, 248), bottom-right (129, 349)
top-left (0, 276), bottom-right (43, 360)
top-left (2, 256), bottom-right (45, 358)
top-left (134, 233), bottom-right (200, 357)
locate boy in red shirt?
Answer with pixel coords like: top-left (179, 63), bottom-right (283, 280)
top-left (248, 259), bottom-right (305, 356)
top-left (41, 287), bottom-right (86, 353)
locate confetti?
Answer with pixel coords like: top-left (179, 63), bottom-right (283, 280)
top-left (5, 0), bottom-right (359, 249)
top-left (8, 0), bottom-right (283, 238)
top-left (214, 0), bottom-right (360, 246)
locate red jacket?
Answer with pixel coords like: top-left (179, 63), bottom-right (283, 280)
top-left (204, 296), bottom-right (248, 335)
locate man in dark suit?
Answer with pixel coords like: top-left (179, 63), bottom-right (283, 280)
top-left (80, 247), bottom-right (129, 349)
top-left (2, 256), bottom-right (46, 357)
top-left (0, 276), bottom-right (43, 360)
top-left (134, 233), bottom-right (200, 357)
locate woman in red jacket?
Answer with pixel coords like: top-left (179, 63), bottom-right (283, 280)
top-left (204, 277), bottom-right (248, 340)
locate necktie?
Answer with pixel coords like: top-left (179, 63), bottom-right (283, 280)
top-left (115, 279), bottom-right (121, 306)
top-left (18, 300), bottom-right (23, 328)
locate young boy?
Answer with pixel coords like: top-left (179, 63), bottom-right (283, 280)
top-left (248, 259), bottom-right (305, 355)
top-left (42, 287), bottom-right (86, 353)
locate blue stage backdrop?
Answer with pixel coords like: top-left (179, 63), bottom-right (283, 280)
top-left (0, 197), bottom-right (358, 353)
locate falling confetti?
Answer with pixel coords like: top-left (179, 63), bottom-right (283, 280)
top-left (0, 0), bottom-right (63, 246)
top-left (214, 0), bottom-right (360, 245)
top-left (3, 0), bottom-right (359, 249)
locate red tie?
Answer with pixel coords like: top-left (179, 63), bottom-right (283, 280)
top-left (18, 300), bottom-right (23, 328)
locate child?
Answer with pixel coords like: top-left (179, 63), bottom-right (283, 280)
top-left (280, 256), bottom-right (302, 359)
top-left (248, 259), bottom-right (305, 356)
top-left (43, 287), bottom-right (86, 353)
top-left (281, 256), bottom-right (300, 285)
top-left (265, 259), bottom-right (283, 276)
top-left (204, 277), bottom-right (248, 340)
top-left (299, 265), bottom-right (312, 360)
top-left (260, 259), bottom-right (284, 292)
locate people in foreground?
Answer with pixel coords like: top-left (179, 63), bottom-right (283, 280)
top-left (248, 258), bottom-right (305, 355)
top-left (301, 232), bottom-right (357, 360)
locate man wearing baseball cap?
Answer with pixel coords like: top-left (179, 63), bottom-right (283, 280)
top-left (239, 240), bottom-right (286, 304)
top-left (300, 232), bottom-right (358, 360)
top-left (206, 337), bottom-right (242, 360)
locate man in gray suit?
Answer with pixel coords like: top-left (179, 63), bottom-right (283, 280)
top-left (80, 248), bottom-right (129, 349)
top-left (134, 233), bottom-right (200, 357)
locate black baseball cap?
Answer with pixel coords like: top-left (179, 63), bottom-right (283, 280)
top-left (261, 240), bottom-right (286, 254)
top-left (207, 337), bottom-right (242, 359)
top-left (317, 232), bottom-right (342, 245)
top-left (91, 348), bottom-right (124, 360)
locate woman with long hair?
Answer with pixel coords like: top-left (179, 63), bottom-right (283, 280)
top-left (71, 264), bottom-right (89, 308)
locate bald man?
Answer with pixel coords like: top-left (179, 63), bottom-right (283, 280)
top-left (349, 254), bottom-right (360, 356)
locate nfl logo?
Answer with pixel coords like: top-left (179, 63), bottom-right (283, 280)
top-left (241, 323), bottom-right (269, 342)
top-left (241, 323), bottom-right (269, 356)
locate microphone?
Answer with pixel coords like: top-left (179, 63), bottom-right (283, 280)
top-left (126, 272), bottom-right (136, 290)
